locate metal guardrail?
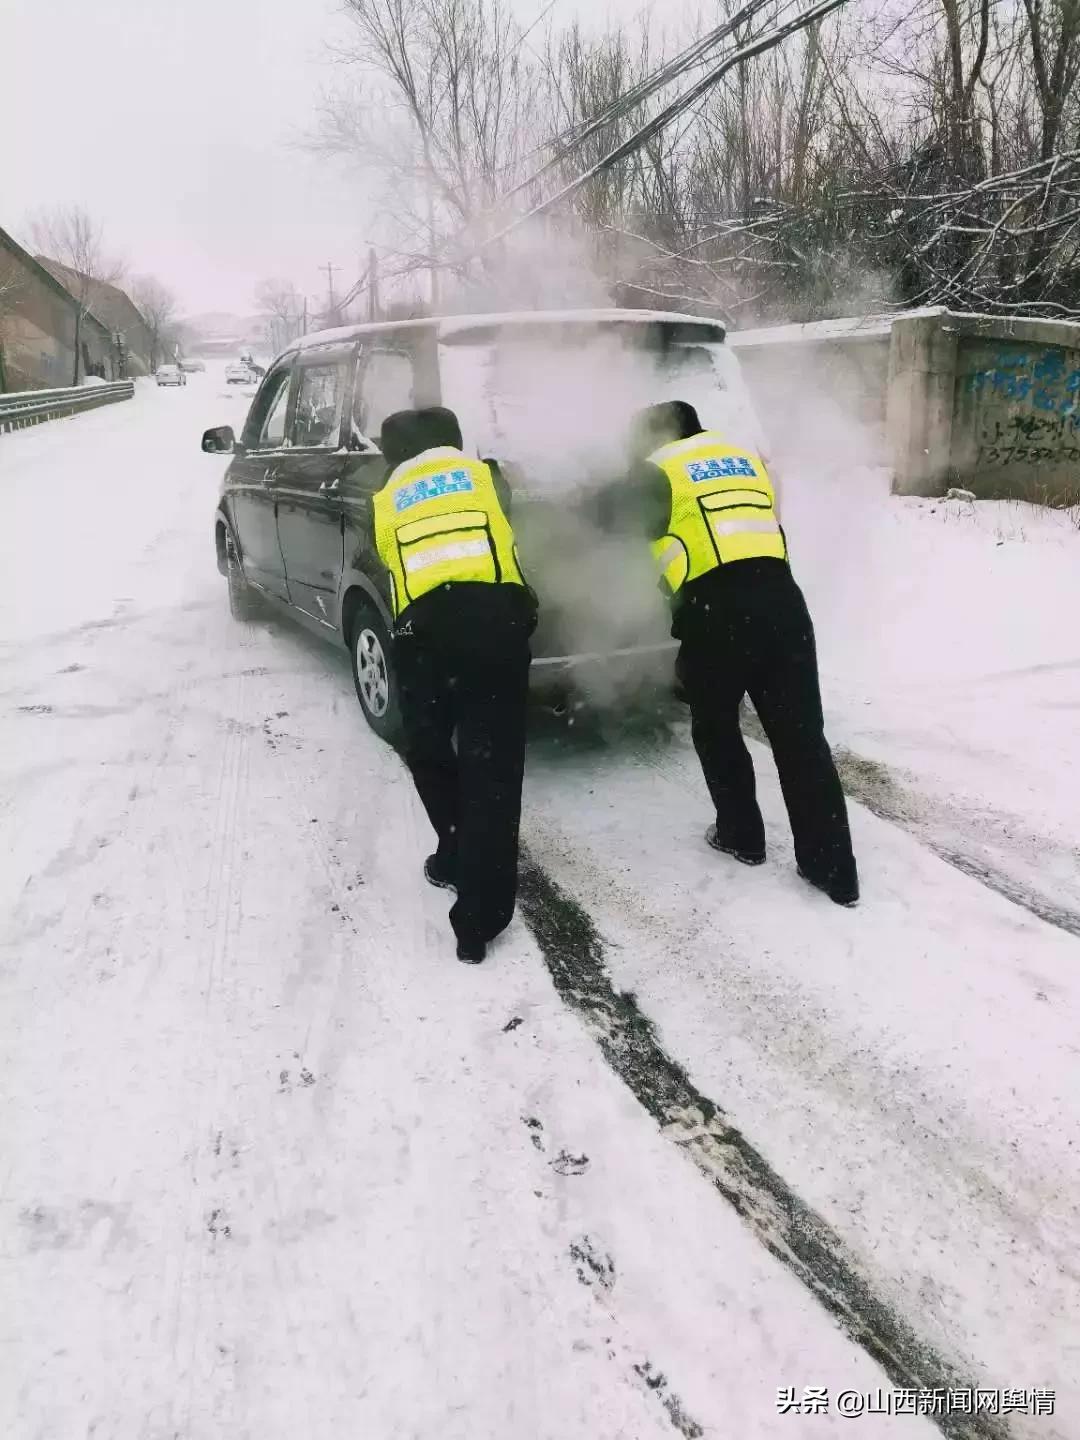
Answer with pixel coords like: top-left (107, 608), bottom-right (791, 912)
top-left (0, 379), bottom-right (135, 434)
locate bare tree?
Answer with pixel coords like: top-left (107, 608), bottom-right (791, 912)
top-left (29, 207), bottom-right (123, 385)
top-left (316, 0), bottom-right (551, 301)
top-left (309, 0), bottom-right (1080, 321)
top-left (1021, 0), bottom-right (1080, 160)
top-left (0, 252), bottom-right (26, 391)
top-left (254, 278), bottom-right (305, 355)
top-left (0, 253), bottom-right (24, 317)
top-left (130, 275), bottom-right (177, 371)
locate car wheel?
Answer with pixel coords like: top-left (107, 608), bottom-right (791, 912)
top-left (225, 535), bottom-right (262, 621)
top-left (350, 605), bottom-right (403, 745)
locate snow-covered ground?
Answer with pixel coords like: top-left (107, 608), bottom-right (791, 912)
top-left (786, 427), bottom-right (1080, 932)
top-left (1, 366), bottom-right (1078, 1439)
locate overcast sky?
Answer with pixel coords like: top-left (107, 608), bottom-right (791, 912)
top-left (5, 0), bottom-right (649, 319)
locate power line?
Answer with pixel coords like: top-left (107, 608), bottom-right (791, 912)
top-left (496, 0), bottom-right (767, 214)
top-left (454, 0), bottom-right (850, 263)
top-left (321, 260), bottom-right (340, 311)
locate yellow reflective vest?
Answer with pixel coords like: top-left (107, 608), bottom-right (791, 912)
top-left (372, 447), bottom-right (527, 620)
top-left (648, 432), bottom-right (786, 594)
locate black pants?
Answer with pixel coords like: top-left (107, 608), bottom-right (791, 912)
top-left (676, 565), bottom-right (856, 890)
top-left (395, 601), bottom-right (532, 946)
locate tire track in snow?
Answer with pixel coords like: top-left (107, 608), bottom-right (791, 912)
top-left (517, 851), bottom-right (1010, 1440)
top-left (172, 643), bottom-right (255, 1438)
top-left (830, 748), bottom-right (1080, 941)
top-left (919, 844), bottom-right (1080, 938)
top-left (738, 711), bottom-right (1080, 940)
top-left (560, 695), bottom-right (1080, 941)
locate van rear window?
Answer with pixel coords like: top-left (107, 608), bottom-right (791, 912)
top-left (437, 324), bottom-right (759, 487)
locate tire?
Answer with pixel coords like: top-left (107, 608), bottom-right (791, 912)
top-left (350, 605), bottom-right (403, 745)
top-left (225, 535), bottom-right (262, 621)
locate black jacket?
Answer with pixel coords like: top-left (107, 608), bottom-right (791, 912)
top-left (594, 460), bottom-right (671, 542)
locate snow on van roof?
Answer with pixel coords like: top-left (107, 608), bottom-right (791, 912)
top-left (437, 308), bottom-right (726, 339)
top-left (293, 308), bottom-right (727, 353)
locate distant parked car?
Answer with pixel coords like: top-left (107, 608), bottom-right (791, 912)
top-left (156, 364), bottom-right (186, 387)
top-left (180, 358), bottom-right (206, 373)
top-left (225, 363), bottom-right (254, 385)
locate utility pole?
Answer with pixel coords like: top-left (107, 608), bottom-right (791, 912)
top-left (368, 247), bottom-right (379, 323)
top-left (427, 190), bottom-right (440, 311)
top-left (322, 260), bottom-right (340, 319)
top-left (302, 296), bottom-right (308, 336)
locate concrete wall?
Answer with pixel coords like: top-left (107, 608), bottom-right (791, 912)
top-left (731, 308), bottom-right (1080, 502)
top-left (0, 296), bottom-right (115, 389)
top-left (0, 227), bottom-right (115, 390)
top-left (888, 309), bottom-right (1080, 498)
top-left (730, 317), bottom-right (892, 466)
top-left (0, 284), bottom-right (78, 390)
top-left (946, 314), bottom-right (1080, 502)
top-left (38, 263), bottom-right (154, 377)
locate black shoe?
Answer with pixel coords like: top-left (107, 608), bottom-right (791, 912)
top-left (797, 866), bottom-right (859, 907)
top-left (705, 824), bottom-right (765, 867)
top-left (455, 937), bottom-right (486, 965)
top-left (424, 855), bottom-right (457, 892)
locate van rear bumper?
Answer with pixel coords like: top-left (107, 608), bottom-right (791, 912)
top-left (529, 641), bottom-right (677, 698)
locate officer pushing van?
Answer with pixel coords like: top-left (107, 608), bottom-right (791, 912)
top-left (604, 400), bottom-right (859, 907)
top-left (372, 406), bottom-right (538, 963)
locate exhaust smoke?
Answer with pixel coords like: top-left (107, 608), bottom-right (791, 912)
top-left (435, 224), bottom-right (768, 710)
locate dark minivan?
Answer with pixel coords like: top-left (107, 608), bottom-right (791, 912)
top-left (203, 309), bottom-right (767, 743)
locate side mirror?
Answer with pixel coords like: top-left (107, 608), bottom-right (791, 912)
top-left (202, 425), bottom-right (236, 454)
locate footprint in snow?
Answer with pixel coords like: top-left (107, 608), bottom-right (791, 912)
top-left (551, 1150), bottom-right (590, 1176)
top-left (206, 1208), bottom-right (232, 1239)
top-left (569, 1235), bottom-right (615, 1291)
top-left (522, 1116), bottom-right (544, 1151)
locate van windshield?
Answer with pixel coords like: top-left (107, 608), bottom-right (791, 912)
top-left (437, 321), bottom-right (762, 489)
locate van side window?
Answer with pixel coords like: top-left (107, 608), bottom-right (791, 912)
top-left (244, 363), bottom-right (293, 449)
top-left (292, 362), bottom-right (347, 449)
top-left (353, 350), bottom-right (415, 447)
top-left (260, 376), bottom-right (292, 448)
top-left (665, 346), bottom-right (724, 386)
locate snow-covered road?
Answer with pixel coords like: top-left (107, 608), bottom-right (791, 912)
top-left (2, 371), bottom-right (1078, 1439)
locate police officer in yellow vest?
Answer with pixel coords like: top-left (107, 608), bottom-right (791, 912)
top-left (373, 406), bottom-right (538, 962)
top-left (616, 400), bottom-right (858, 906)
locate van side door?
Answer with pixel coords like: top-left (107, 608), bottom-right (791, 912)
top-left (228, 359), bottom-right (294, 601)
top-left (273, 348), bottom-right (354, 629)
top-left (339, 344), bottom-right (425, 613)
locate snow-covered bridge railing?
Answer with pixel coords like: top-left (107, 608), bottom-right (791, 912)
top-left (0, 379), bottom-right (135, 434)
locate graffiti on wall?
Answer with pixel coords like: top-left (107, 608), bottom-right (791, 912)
top-left (967, 347), bottom-right (1080, 467)
top-left (977, 413), bottom-right (1080, 467)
